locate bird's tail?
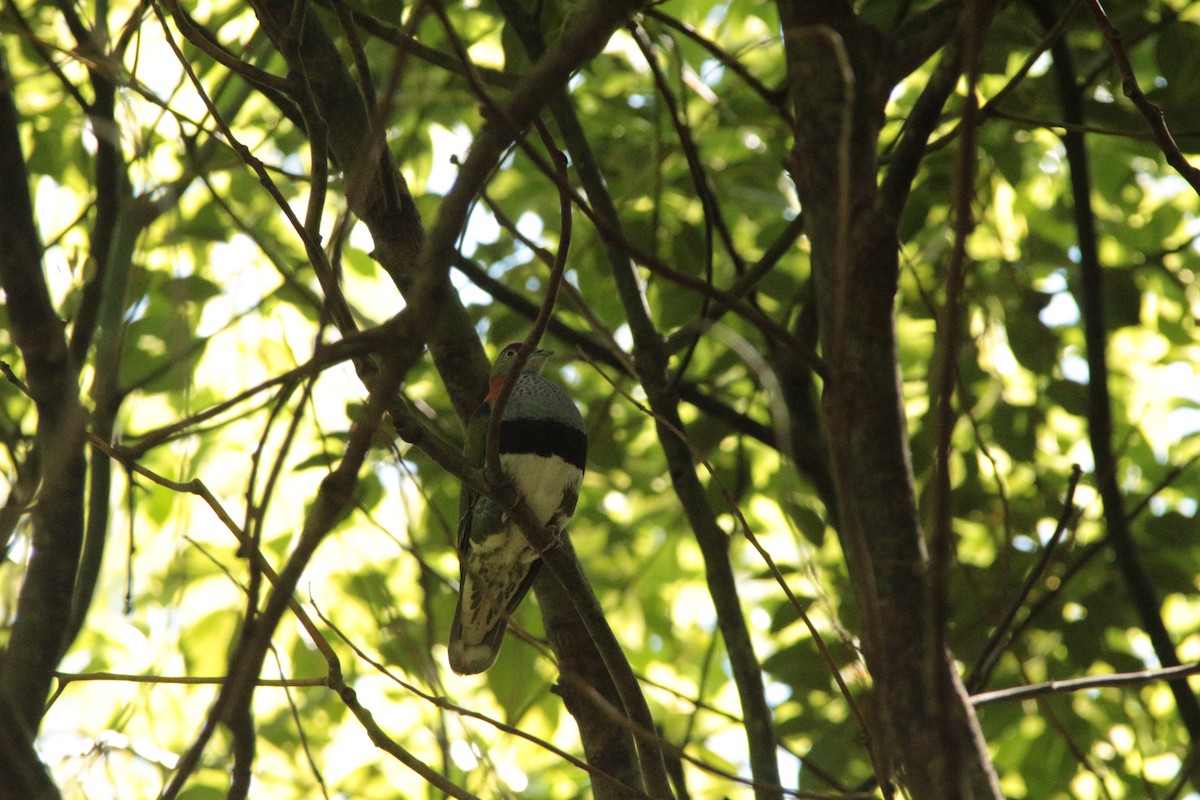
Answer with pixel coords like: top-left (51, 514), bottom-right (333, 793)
top-left (448, 607), bottom-right (506, 675)
top-left (448, 561), bottom-right (542, 675)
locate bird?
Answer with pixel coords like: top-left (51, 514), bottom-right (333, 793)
top-left (448, 342), bottom-right (587, 675)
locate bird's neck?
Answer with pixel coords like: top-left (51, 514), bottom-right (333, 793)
top-left (485, 375), bottom-right (511, 403)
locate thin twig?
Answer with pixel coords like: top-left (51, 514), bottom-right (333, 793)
top-left (271, 649), bottom-right (332, 800)
top-left (927, 10), bottom-right (986, 784)
top-left (484, 125), bottom-right (573, 484)
top-left (313, 602), bottom-right (655, 798)
top-left (158, 0), bottom-right (290, 92)
top-left (0, 361), bottom-right (30, 396)
top-left (99, 440), bottom-right (473, 797)
top-left (157, 331), bottom-right (425, 799)
top-left (910, 0), bottom-right (1085, 161)
top-left (973, 660), bottom-right (1200, 706)
top-left (965, 465), bottom-right (1082, 693)
top-left (1083, 0), bottom-right (1200, 195)
top-left (582, 351), bottom-right (878, 784)
top-left (503, 125), bottom-right (826, 376)
top-left (1042, 1), bottom-right (1200, 741)
top-left (643, 9), bottom-right (789, 118)
top-left (121, 327), bottom-right (387, 458)
top-left (53, 671), bottom-right (326, 688)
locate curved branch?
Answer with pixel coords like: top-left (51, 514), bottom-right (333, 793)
top-left (0, 45), bottom-right (87, 738)
top-left (483, 127), bottom-right (573, 484)
top-left (1083, 0), bottom-right (1200, 194)
top-left (489, 4), bottom-right (781, 795)
top-left (1040, 0), bottom-right (1200, 742)
top-left (777, 2), bottom-right (1002, 795)
top-left (159, 0), bottom-right (291, 93)
top-left (312, 0), bottom-right (517, 90)
top-left (643, 9), bottom-right (790, 118)
top-left (160, 324), bottom-right (427, 799)
top-left (973, 660), bottom-right (1200, 707)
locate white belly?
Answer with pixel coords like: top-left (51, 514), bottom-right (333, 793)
top-left (500, 452), bottom-right (583, 523)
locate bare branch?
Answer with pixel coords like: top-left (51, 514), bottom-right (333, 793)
top-left (159, 323), bottom-right (426, 799)
top-left (973, 661), bottom-right (1200, 707)
top-left (1084, 0), bottom-right (1200, 195)
top-left (966, 465), bottom-right (1083, 693)
top-left (158, 0), bottom-right (291, 93)
top-left (0, 44), bottom-right (87, 737)
top-left (53, 671), bottom-right (326, 688)
top-left (1040, 3), bottom-right (1200, 742)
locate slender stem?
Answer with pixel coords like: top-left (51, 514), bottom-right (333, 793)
top-left (1083, 0), bottom-right (1200, 194)
top-left (484, 128), bottom-right (573, 481)
top-left (1042, 4), bottom-right (1200, 747)
top-left (0, 44), bottom-right (88, 737)
top-left (966, 465), bottom-right (1082, 692)
top-left (973, 661), bottom-right (1200, 706)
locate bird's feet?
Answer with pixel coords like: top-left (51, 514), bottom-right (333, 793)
top-left (538, 524), bottom-right (565, 554)
top-left (538, 510), bottom-right (573, 553)
top-left (499, 490), bottom-right (525, 523)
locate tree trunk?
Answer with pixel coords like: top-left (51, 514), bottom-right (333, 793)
top-left (776, 2), bottom-right (1003, 796)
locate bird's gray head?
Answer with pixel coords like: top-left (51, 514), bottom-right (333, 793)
top-left (491, 342), bottom-right (553, 379)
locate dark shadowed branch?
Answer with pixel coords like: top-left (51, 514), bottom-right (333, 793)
top-left (776, 1), bottom-right (1003, 795)
top-left (487, 5), bottom-right (784, 796)
top-left (1042, 7), bottom-right (1200, 751)
top-left (974, 660), bottom-right (1200, 706)
top-left (966, 465), bottom-right (1083, 692)
top-left (1082, 0), bottom-right (1200, 195)
top-left (0, 44), bottom-right (88, 743)
top-left (160, 326), bottom-right (426, 799)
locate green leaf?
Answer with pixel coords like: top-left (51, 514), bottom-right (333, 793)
top-left (1155, 22), bottom-right (1200, 110)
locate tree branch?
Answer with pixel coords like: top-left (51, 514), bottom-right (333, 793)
top-left (966, 465), bottom-right (1082, 692)
top-left (777, 2), bottom-right (1003, 795)
top-left (246, 0), bottom-right (487, 422)
top-left (160, 324), bottom-right (426, 799)
top-left (973, 660), bottom-right (1200, 707)
top-left (1041, 2), bottom-right (1200, 747)
top-left (533, 559), bottom-right (645, 800)
top-left (928, 2), bottom-right (986, 786)
top-left (0, 692), bottom-right (60, 800)
top-left (0, 44), bottom-right (88, 739)
top-left (490, 4), bottom-right (783, 796)
top-left (888, 1), bottom-right (964, 82)
top-left (1083, 0), bottom-right (1200, 195)
top-left (642, 8), bottom-right (790, 118)
top-left (63, 4), bottom-right (125, 365)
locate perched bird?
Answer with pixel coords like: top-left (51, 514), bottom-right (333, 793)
top-left (448, 343), bottom-right (588, 675)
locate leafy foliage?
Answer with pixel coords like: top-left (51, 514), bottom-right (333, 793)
top-left (2, 0), bottom-right (1200, 798)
